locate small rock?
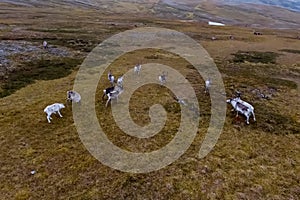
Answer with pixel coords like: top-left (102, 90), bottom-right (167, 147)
top-left (30, 170), bottom-right (36, 175)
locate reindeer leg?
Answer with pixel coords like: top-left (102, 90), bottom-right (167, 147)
top-left (234, 104), bottom-right (238, 114)
top-left (252, 111), bottom-right (256, 121)
top-left (102, 93), bottom-right (106, 100)
top-left (47, 115), bottom-right (51, 123)
top-left (106, 98), bottom-right (111, 107)
top-left (205, 87), bottom-right (209, 94)
top-left (246, 115), bottom-right (250, 124)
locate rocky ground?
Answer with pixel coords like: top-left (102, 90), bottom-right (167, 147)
top-left (0, 40), bottom-right (75, 77)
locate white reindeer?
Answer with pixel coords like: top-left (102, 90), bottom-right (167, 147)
top-left (205, 78), bottom-right (211, 94)
top-left (66, 90), bottom-right (81, 103)
top-left (117, 76), bottom-right (124, 87)
top-left (159, 71), bottom-right (167, 85)
top-left (44, 103), bottom-right (65, 123)
top-left (227, 97), bottom-right (256, 124)
top-left (43, 41), bottom-right (48, 49)
top-left (173, 96), bottom-right (187, 106)
top-left (134, 64), bottom-right (142, 75)
top-left (105, 85), bottom-right (123, 107)
top-left (108, 70), bottom-right (115, 85)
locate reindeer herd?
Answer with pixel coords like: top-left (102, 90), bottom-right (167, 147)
top-left (44, 63), bottom-right (256, 125)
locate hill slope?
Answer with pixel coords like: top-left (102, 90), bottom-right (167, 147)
top-left (221, 0), bottom-right (300, 12)
top-left (1, 0), bottom-right (300, 28)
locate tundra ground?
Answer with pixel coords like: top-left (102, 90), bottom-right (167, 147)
top-left (0, 5), bottom-right (299, 200)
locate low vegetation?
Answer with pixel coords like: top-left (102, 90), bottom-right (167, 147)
top-left (280, 49), bottom-right (300, 54)
top-left (232, 51), bottom-right (280, 64)
top-left (0, 57), bottom-right (82, 98)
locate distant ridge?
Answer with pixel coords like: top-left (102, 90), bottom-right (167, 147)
top-left (219, 0), bottom-right (300, 12)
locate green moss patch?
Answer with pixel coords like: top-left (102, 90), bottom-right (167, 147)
top-left (232, 51), bottom-right (280, 64)
top-left (0, 57), bottom-right (82, 98)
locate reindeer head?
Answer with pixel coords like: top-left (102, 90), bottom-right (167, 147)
top-left (67, 91), bottom-right (73, 99)
top-left (235, 90), bottom-right (242, 98)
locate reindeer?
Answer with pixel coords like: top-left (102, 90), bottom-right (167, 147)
top-left (173, 95), bottom-right (187, 106)
top-left (205, 78), bottom-right (211, 94)
top-left (254, 31), bottom-right (262, 35)
top-left (105, 85), bottom-right (124, 107)
top-left (134, 64), bottom-right (142, 75)
top-left (108, 70), bottom-right (115, 85)
top-left (103, 86), bottom-right (115, 100)
top-left (227, 97), bottom-right (256, 124)
top-left (44, 103), bottom-right (65, 123)
top-left (159, 71), bottom-right (167, 85)
top-left (66, 90), bottom-right (81, 104)
top-left (43, 40), bottom-right (48, 49)
top-left (117, 75), bottom-right (124, 87)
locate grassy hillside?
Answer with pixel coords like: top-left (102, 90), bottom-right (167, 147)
top-left (0, 5), bottom-right (299, 200)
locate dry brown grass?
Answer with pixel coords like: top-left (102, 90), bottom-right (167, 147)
top-left (0, 4), bottom-right (299, 200)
